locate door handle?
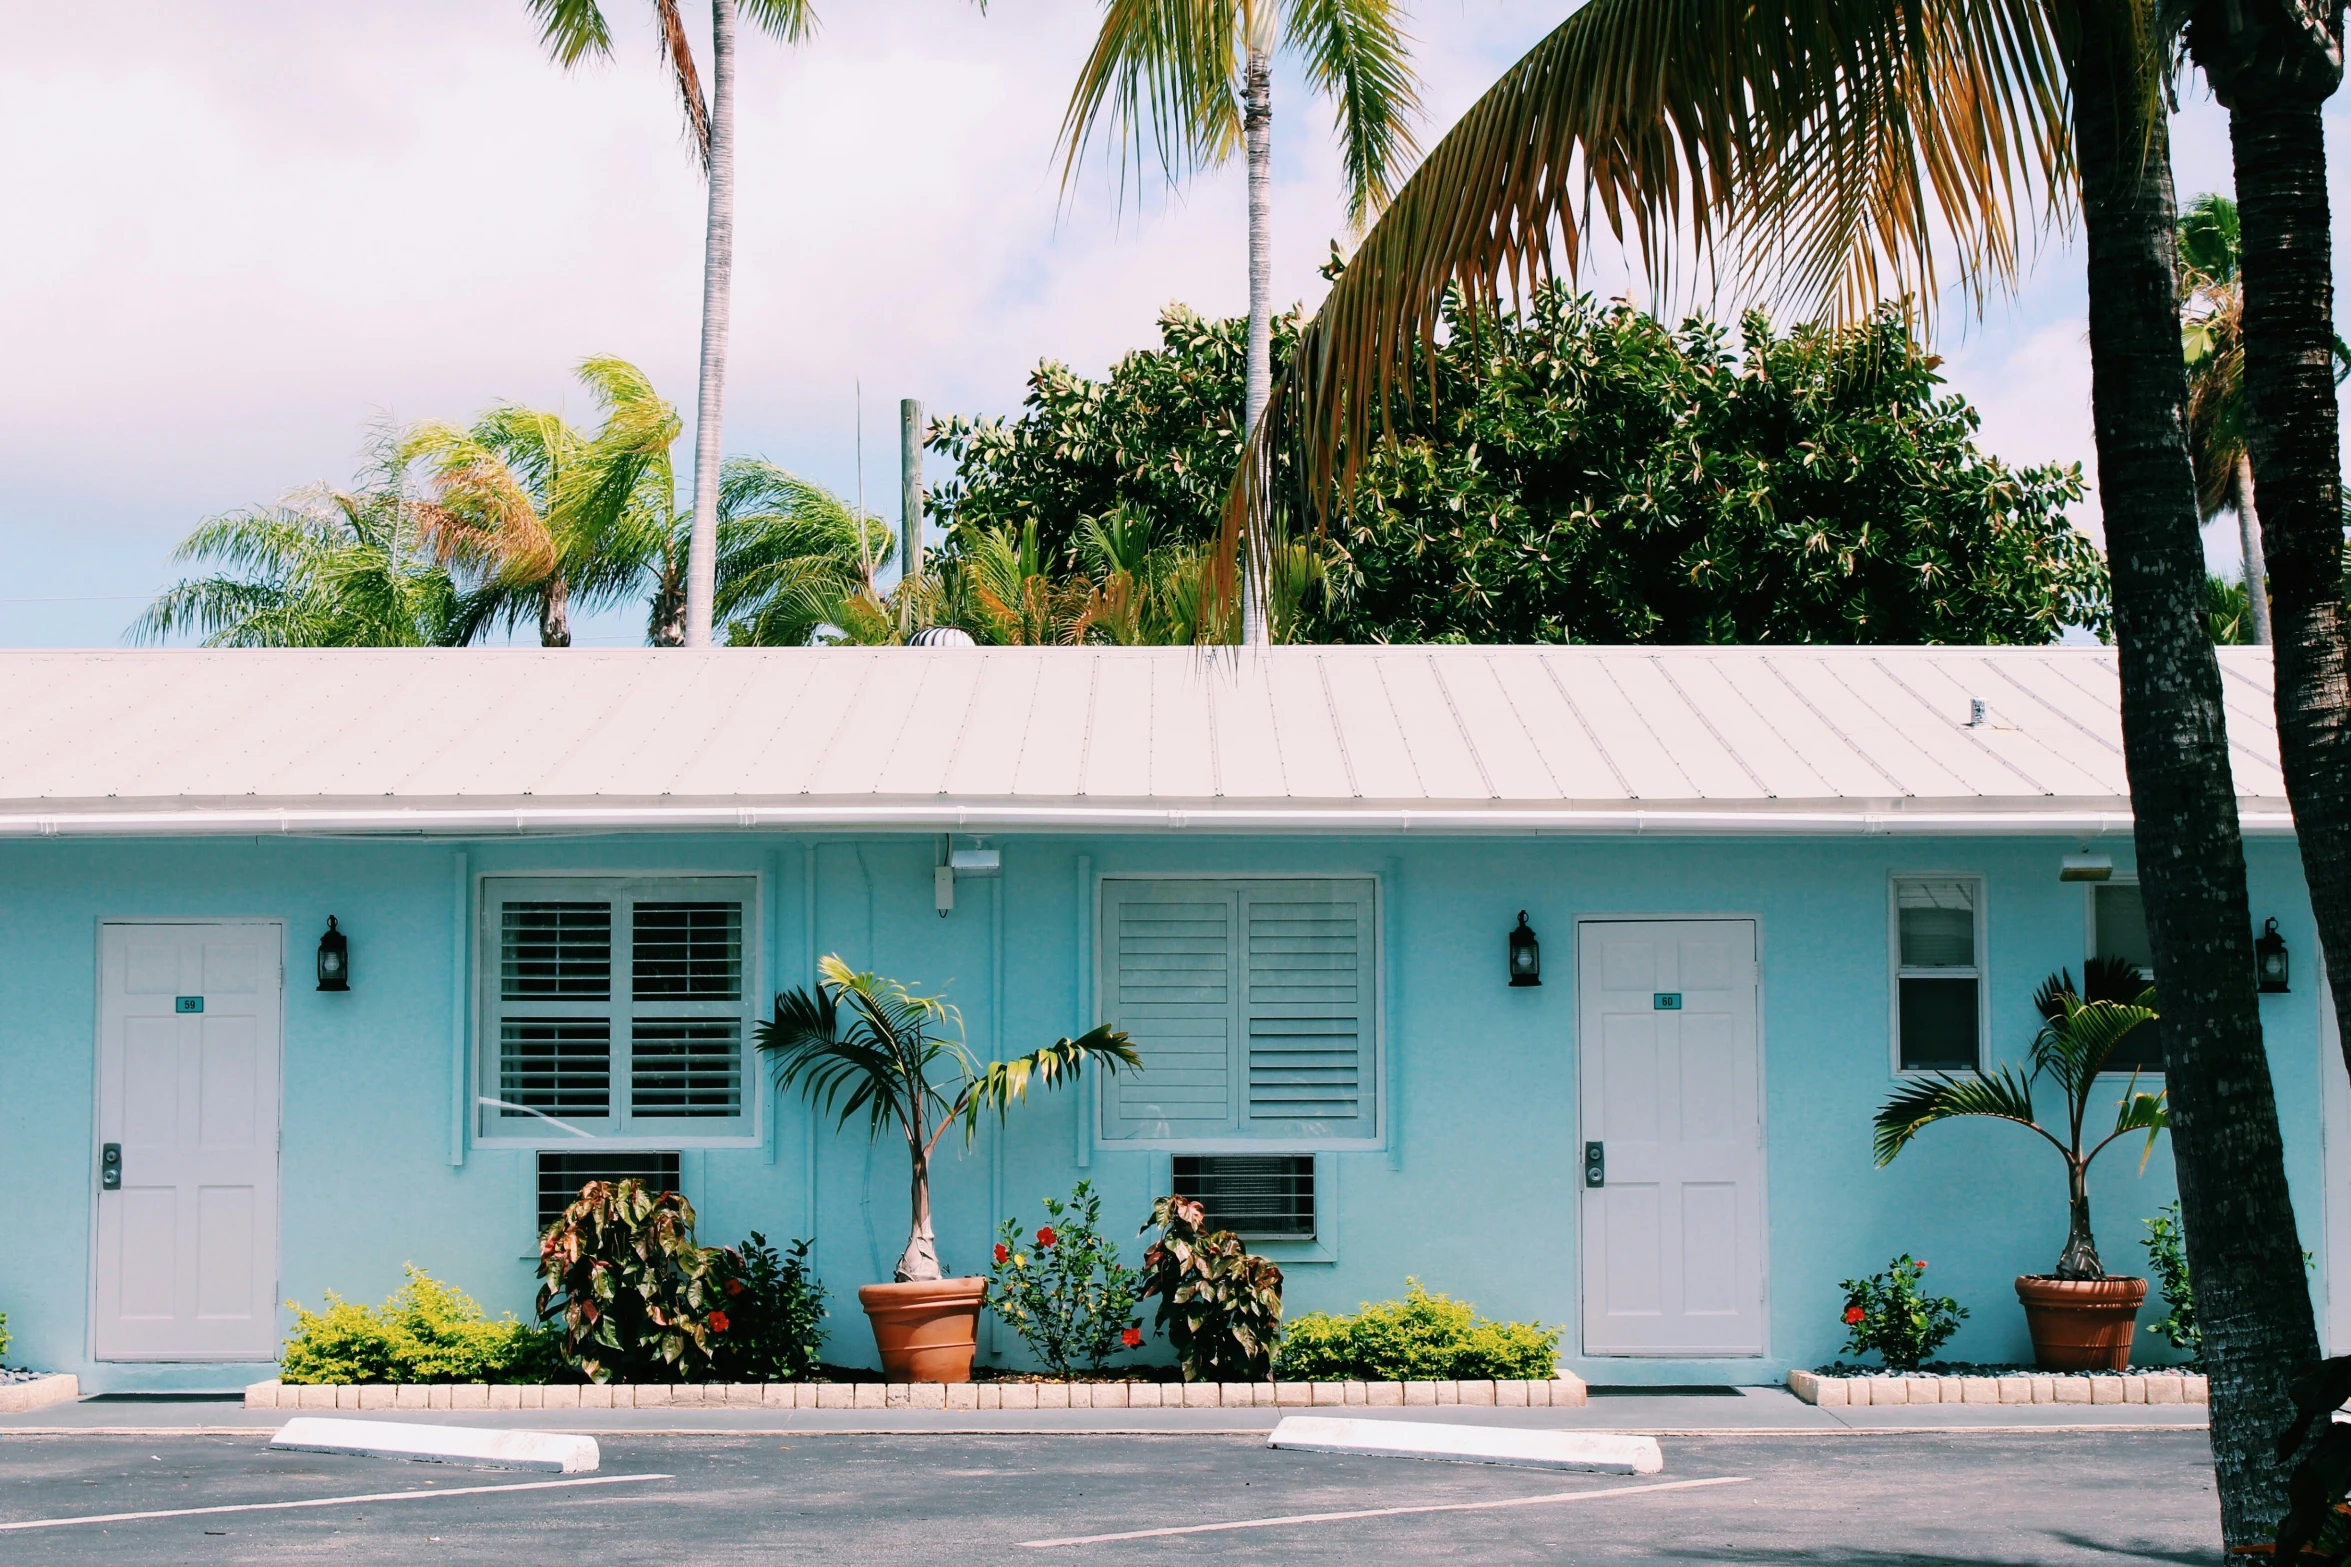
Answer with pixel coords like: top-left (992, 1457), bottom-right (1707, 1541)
top-left (100, 1143), bottom-right (121, 1191)
top-left (1583, 1141), bottom-right (1605, 1188)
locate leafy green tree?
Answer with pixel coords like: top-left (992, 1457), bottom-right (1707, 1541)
top-left (131, 473), bottom-right (463, 648)
top-left (713, 458), bottom-right (897, 646)
top-left (1314, 291), bottom-right (2105, 645)
top-left (933, 294), bottom-right (2104, 646)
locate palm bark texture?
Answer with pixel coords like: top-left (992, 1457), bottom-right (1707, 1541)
top-left (1059, 0), bottom-right (1420, 643)
top-left (1235, 0), bottom-right (2317, 1541)
top-left (527, 0), bottom-right (814, 648)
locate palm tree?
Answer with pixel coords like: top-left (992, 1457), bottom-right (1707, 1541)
top-left (758, 956), bottom-right (1137, 1282)
top-left (2176, 194), bottom-right (2270, 646)
top-left (1059, 0), bottom-right (1417, 646)
top-left (131, 476), bottom-right (463, 649)
top-left (711, 457), bottom-right (898, 645)
top-left (1875, 960), bottom-right (2165, 1280)
top-left (1231, 2), bottom-right (2314, 1540)
top-left (402, 358), bottom-right (681, 647)
top-left (527, 0), bottom-right (813, 648)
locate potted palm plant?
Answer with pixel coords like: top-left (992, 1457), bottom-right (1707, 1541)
top-left (1873, 959), bottom-right (2167, 1371)
top-left (758, 956), bottom-right (1137, 1381)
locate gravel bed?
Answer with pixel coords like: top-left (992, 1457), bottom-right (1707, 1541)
top-left (0, 1368), bottom-right (62, 1385)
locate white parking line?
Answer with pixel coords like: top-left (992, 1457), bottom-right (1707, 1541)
top-left (1018, 1474), bottom-right (1748, 1547)
top-left (0, 1472), bottom-right (672, 1532)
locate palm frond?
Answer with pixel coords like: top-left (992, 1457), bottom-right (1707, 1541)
top-left (1873, 1064), bottom-right (2041, 1165)
top-left (740, 0), bottom-right (819, 42)
top-left (653, 0), bottom-right (713, 169)
top-left (527, 0), bottom-right (613, 66)
top-left (946, 1025), bottom-right (1140, 1148)
top-left (1283, 0), bottom-right (1421, 226)
top-left (1059, 0), bottom-right (1246, 199)
top-left (1224, 0), bottom-right (2077, 597)
top-left (2031, 993), bottom-right (2158, 1099)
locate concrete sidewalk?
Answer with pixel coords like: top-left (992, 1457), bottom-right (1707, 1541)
top-left (0, 1385), bottom-right (2209, 1436)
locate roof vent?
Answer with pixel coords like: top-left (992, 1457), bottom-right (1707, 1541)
top-left (908, 627), bottom-right (976, 648)
top-left (1967, 699), bottom-right (1988, 727)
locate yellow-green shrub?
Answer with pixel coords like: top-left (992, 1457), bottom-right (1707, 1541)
top-left (281, 1268), bottom-right (558, 1384)
top-left (1273, 1279), bottom-right (1559, 1382)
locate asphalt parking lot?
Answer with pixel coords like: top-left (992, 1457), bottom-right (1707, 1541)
top-left (0, 1427), bottom-right (2218, 1564)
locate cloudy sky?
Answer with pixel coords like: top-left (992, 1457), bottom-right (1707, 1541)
top-left (2, 1), bottom-right (2343, 647)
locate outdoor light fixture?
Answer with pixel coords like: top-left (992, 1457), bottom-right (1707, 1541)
top-left (316, 916), bottom-right (350, 992)
top-left (2059, 852), bottom-right (2114, 882)
top-left (1508, 912), bottom-right (1541, 987)
top-left (2257, 918), bottom-right (2290, 994)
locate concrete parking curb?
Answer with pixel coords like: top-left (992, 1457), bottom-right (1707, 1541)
top-left (0, 1376), bottom-right (78, 1415)
top-left (245, 1373), bottom-right (1590, 1411)
top-left (269, 1416), bottom-right (600, 1473)
top-left (1786, 1368), bottom-right (2207, 1406)
top-left (1268, 1415), bottom-right (1664, 1473)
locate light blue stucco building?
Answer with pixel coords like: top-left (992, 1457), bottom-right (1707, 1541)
top-left (0, 644), bottom-right (2334, 1390)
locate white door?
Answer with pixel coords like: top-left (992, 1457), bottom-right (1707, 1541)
top-left (2322, 969), bottom-right (2351, 1354)
top-left (1579, 919), bottom-right (1765, 1355)
top-left (93, 923), bottom-right (282, 1361)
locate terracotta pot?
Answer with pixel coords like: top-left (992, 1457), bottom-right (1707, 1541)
top-left (858, 1277), bottom-right (987, 1381)
top-left (2015, 1274), bottom-right (2149, 1371)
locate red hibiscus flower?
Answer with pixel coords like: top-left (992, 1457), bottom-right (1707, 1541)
top-left (1843, 1306), bottom-right (1866, 1325)
top-left (725, 1278), bottom-right (744, 1296)
top-left (1037, 1226), bottom-right (1058, 1248)
top-left (1913, 1260), bottom-right (1928, 1270)
top-left (708, 1310), bottom-right (730, 1333)
top-left (994, 1243), bottom-right (1010, 1266)
top-left (1121, 1327), bottom-right (1143, 1349)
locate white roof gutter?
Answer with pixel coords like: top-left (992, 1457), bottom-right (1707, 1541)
top-left (0, 802), bottom-right (2295, 838)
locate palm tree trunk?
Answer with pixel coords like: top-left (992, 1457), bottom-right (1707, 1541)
top-left (2235, 455), bottom-right (2273, 646)
top-left (2072, 8), bottom-right (2319, 1544)
top-left (897, 1140), bottom-right (941, 1282)
top-left (1238, 38), bottom-right (1273, 649)
top-left (539, 572), bottom-right (573, 647)
top-left (2213, 47), bottom-right (2351, 1124)
top-left (2056, 1160), bottom-right (2103, 1280)
top-left (682, 0), bottom-right (736, 650)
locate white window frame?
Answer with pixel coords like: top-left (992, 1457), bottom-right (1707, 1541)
top-left (1093, 872), bottom-right (1385, 1154)
top-left (2085, 875), bottom-right (2164, 1078)
top-left (474, 871), bottom-right (765, 1151)
top-left (1888, 873), bottom-right (1988, 1076)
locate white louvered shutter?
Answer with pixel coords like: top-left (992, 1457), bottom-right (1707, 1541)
top-left (1242, 881), bottom-right (1373, 1136)
top-left (1103, 883), bottom-right (1238, 1140)
top-left (1101, 877), bottom-right (1377, 1148)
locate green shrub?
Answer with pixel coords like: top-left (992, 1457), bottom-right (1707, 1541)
top-left (1836, 1255), bottom-right (1967, 1372)
top-left (988, 1181), bottom-right (1143, 1377)
top-left (2141, 1204), bottom-right (2200, 1366)
top-left (1274, 1280), bottom-right (1560, 1382)
top-left (1139, 1194), bottom-right (1283, 1382)
top-left (536, 1179), bottom-right (731, 1383)
top-left (280, 1267), bottom-right (554, 1384)
top-left (710, 1233), bottom-right (828, 1383)
top-left (0, 1309), bottom-right (11, 1363)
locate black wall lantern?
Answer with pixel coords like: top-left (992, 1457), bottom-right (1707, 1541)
top-left (1508, 912), bottom-right (1542, 987)
top-left (2256, 918), bottom-right (2290, 995)
top-left (316, 916), bottom-right (350, 992)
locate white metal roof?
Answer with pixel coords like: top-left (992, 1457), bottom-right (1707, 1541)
top-left (0, 645), bottom-right (2291, 838)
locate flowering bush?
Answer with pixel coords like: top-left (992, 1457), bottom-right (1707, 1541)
top-left (1836, 1255), bottom-right (1967, 1371)
top-left (986, 1182), bottom-right (1143, 1377)
top-left (1140, 1194), bottom-right (1284, 1382)
top-left (1274, 1279), bottom-right (1559, 1382)
top-left (2141, 1204), bottom-right (2199, 1366)
top-left (710, 1233), bottom-right (829, 1383)
top-left (281, 1267), bottom-right (558, 1384)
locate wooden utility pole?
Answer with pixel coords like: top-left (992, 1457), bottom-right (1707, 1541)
top-left (900, 399), bottom-right (924, 582)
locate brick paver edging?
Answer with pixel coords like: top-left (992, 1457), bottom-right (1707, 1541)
top-left (1787, 1368), bottom-right (2208, 1407)
top-left (246, 1374), bottom-right (1589, 1412)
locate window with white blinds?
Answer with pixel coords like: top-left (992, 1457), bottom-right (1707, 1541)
top-left (1099, 878), bottom-right (1379, 1149)
top-left (479, 877), bottom-right (755, 1144)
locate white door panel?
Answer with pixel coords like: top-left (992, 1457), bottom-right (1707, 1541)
top-left (1580, 920), bottom-right (1764, 1355)
top-left (94, 923), bottom-right (282, 1361)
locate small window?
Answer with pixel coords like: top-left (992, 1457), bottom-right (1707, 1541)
top-left (2092, 883), bottom-right (2164, 1074)
top-left (536, 1151), bottom-right (680, 1231)
top-left (1173, 1154), bottom-right (1316, 1241)
top-left (481, 876), bottom-right (756, 1144)
top-left (1894, 878), bottom-right (1983, 1072)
